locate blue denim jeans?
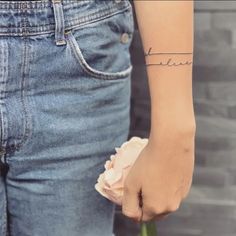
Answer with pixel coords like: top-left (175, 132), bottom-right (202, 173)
top-left (0, 0), bottom-right (134, 235)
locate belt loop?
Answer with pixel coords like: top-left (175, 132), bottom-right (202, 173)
top-left (52, 0), bottom-right (66, 46)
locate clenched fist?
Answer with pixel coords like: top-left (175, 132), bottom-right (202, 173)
top-left (121, 127), bottom-right (195, 223)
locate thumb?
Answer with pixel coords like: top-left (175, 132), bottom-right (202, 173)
top-left (122, 184), bottom-right (142, 222)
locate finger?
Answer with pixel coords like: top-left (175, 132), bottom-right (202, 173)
top-left (141, 209), bottom-right (156, 222)
top-left (142, 210), bottom-right (171, 222)
top-left (153, 212), bottom-right (171, 221)
top-left (122, 186), bottom-right (142, 222)
top-left (141, 203), bottom-right (156, 222)
top-left (141, 200), bottom-right (172, 222)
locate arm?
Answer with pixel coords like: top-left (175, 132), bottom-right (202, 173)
top-left (134, 0), bottom-right (195, 140)
top-left (122, 1), bottom-right (196, 222)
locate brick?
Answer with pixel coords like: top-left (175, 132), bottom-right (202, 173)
top-left (193, 47), bottom-right (236, 67)
top-left (194, 99), bottom-right (229, 118)
top-left (206, 82), bottom-right (236, 102)
top-left (195, 116), bottom-right (236, 151)
top-left (194, 98), bottom-right (236, 120)
top-left (194, 150), bottom-right (207, 166)
top-left (203, 234), bottom-right (236, 236)
top-left (228, 104), bottom-right (236, 119)
top-left (196, 133), bottom-right (236, 152)
top-left (193, 65), bottom-right (236, 82)
top-left (183, 201), bottom-right (236, 220)
top-left (194, 13), bottom-right (211, 31)
top-left (157, 216), bottom-right (236, 235)
top-left (231, 29), bottom-right (236, 48)
top-left (192, 166), bottom-right (231, 187)
top-left (195, 29), bottom-right (231, 49)
top-left (192, 81), bottom-right (209, 100)
top-left (156, 184), bottom-right (236, 234)
top-left (212, 12), bottom-right (236, 30)
top-left (194, 81), bottom-right (236, 103)
top-left (227, 168), bottom-right (236, 186)
top-left (187, 186), bottom-right (236, 205)
top-left (196, 149), bottom-right (236, 168)
top-left (195, 1), bottom-right (236, 11)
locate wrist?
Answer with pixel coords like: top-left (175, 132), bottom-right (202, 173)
top-left (148, 118), bottom-right (196, 145)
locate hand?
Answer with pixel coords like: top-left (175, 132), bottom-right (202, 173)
top-left (121, 127), bottom-right (195, 223)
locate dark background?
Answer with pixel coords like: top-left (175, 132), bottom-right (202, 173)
top-left (114, 1), bottom-right (236, 236)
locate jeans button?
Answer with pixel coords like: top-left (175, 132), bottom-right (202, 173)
top-left (120, 32), bottom-right (130, 44)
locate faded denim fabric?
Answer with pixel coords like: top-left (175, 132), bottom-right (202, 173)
top-left (0, 0), bottom-right (134, 235)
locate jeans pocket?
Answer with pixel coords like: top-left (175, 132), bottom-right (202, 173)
top-left (65, 7), bottom-right (134, 81)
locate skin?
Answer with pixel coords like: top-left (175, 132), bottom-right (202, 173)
top-left (121, 1), bottom-right (196, 222)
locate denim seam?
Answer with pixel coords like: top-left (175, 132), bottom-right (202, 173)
top-left (65, 4), bottom-right (132, 33)
top-left (52, 0), bottom-right (66, 45)
top-left (0, 3), bottom-right (132, 36)
top-left (66, 31), bottom-right (133, 80)
top-left (0, 41), bottom-right (9, 152)
top-left (68, 32), bottom-right (132, 80)
top-left (2, 188), bottom-right (7, 236)
top-left (66, 5), bottom-right (132, 34)
top-left (0, 41), bottom-right (8, 236)
top-left (0, 1), bottom-right (51, 9)
top-left (0, 0), bottom-right (89, 9)
top-left (14, 38), bottom-right (32, 152)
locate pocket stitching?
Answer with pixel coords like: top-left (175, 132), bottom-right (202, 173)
top-left (66, 31), bottom-right (133, 80)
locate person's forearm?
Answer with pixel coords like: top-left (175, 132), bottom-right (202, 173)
top-left (133, 1), bottom-right (195, 142)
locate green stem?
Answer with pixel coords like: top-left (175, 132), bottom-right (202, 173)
top-left (139, 221), bottom-right (157, 236)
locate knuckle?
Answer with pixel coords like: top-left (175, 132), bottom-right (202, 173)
top-left (182, 187), bottom-right (191, 199)
top-left (168, 203), bottom-right (180, 212)
top-left (122, 208), bottom-right (139, 219)
top-left (124, 183), bottom-right (136, 195)
top-left (144, 200), bottom-right (181, 215)
top-left (123, 180), bottom-right (132, 191)
top-left (142, 216), bottom-right (151, 223)
top-left (123, 185), bottom-right (131, 195)
top-left (145, 203), bottom-right (162, 214)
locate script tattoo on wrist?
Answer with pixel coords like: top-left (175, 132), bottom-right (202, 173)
top-left (144, 47), bottom-right (193, 67)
